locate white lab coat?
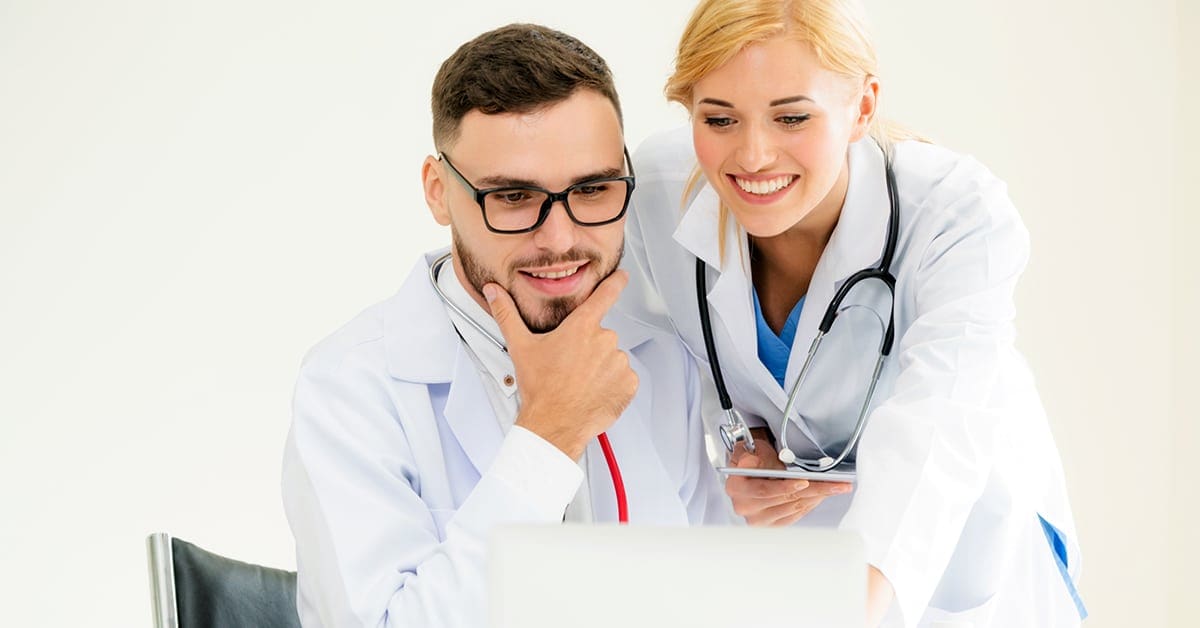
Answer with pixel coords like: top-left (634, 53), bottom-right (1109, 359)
top-left (282, 250), bottom-right (736, 628)
top-left (623, 127), bottom-right (1084, 628)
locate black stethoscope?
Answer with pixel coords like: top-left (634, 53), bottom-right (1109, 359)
top-left (698, 148), bottom-right (900, 472)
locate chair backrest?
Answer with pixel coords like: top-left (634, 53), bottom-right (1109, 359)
top-left (146, 532), bottom-right (302, 628)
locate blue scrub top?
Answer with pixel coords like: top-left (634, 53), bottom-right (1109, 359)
top-left (752, 290), bottom-right (806, 389)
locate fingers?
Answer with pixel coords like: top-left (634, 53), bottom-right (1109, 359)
top-left (741, 486), bottom-right (852, 526)
top-left (748, 496), bottom-right (827, 527)
top-left (734, 451), bottom-right (759, 468)
top-left (564, 270), bottom-right (627, 327)
top-left (729, 443), bottom-right (755, 467)
top-left (730, 484), bottom-right (812, 513)
top-left (804, 481), bottom-right (854, 497)
top-left (483, 283), bottom-right (530, 346)
top-left (725, 474), bottom-right (808, 500)
top-left (726, 478), bottom-right (855, 525)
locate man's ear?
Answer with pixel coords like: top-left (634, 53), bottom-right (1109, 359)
top-left (848, 76), bottom-right (879, 143)
top-left (422, 155), bottom-right (451, 226)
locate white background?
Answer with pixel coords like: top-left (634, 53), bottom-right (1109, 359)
top-left (0, 1), bottom-right (1195, 626)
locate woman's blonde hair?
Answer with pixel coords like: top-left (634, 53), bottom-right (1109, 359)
top-left (666, 0), bottom-right (924, 259)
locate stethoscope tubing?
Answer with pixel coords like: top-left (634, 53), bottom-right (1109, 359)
top-left (700, 141), bottom-right (901, 468)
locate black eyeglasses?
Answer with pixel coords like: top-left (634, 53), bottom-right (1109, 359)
top-left (438, 148), bottom-right (636, 234)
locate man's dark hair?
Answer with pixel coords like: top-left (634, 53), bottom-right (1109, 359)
top-left (431, 23), bottom-right (622, 150)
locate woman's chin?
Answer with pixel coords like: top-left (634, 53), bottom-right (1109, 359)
top-left (727, 210), bottom-right (805, 240)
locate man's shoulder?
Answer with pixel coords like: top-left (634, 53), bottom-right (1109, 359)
top-left (299, 253), bottom-right (450, 380)
top-left (298, 299), bottom-right (392, 379)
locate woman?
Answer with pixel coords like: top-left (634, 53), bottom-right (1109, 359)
top-left (624, 0), bottom-right (1084, 626)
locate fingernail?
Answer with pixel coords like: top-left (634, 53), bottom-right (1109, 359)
top-left (482, 285), bottom-right (496, 303)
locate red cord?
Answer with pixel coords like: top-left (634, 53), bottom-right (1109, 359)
top-left (596, 432), bottom-right (628, 523)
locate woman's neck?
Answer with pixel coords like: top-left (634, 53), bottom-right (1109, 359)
top-left (750, 158), bottom-right (850, 334)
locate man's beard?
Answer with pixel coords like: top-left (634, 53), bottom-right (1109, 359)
top-left (453, 232), bottom-right (623, 333)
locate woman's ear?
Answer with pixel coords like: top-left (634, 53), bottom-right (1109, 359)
top-left (422, 155), bottom-right (451, 226)
top-left (848, 76), bottom-right (879, 143)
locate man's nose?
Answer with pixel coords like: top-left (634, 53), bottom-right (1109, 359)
top-left (531, 199), bottom-right (580, 253)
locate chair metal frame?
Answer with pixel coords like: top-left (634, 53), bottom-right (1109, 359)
top-left (146, 532), bottom-right (180, 628)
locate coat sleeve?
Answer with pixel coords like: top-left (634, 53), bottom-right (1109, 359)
top-left (839, 165), bottom-right (1031, 627)
top-left (282, 345), bottom-right (582, 628)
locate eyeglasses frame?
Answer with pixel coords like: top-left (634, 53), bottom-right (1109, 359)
top-left (437, 147), bottom-right (636, 234)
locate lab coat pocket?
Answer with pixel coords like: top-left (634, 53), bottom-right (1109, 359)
top-left (927, 474), bottom-right (1015, 612)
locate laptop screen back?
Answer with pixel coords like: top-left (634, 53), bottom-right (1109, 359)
top-left (489, 524), bottom-right (864, 628)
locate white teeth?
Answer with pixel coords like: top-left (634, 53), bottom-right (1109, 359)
top-left (529, 266), bottom-right (580, 279)
top-left (734, 175), bottom-right (796, 195)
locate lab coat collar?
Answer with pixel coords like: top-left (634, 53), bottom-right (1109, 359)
top-left (380, 250), bottom-right (504, 477)
top-left (820, 138), bottom-right (891, 286)
top-left (766, 138), bottom-right (892, 441)
top-left (784, 139), bottom-right (890, 379)
top-left (669, 138), bottom-right (889, 284)
top-left (672, 182), bottom-right (728, 271)
top-left (383, 249), bottom-right (461, 384)
top-left (671, 179), bottom-right (759, 387)
top-left (673, 180), bottom-right (786, 425)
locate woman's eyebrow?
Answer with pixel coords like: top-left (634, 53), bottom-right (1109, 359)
top-left (696, 95), bottom-right (814, 108)
top-left (769, 95), bottom-right (814, 106)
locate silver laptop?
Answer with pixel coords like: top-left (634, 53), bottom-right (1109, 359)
top-left (489, 524), bottom-right (864, 628)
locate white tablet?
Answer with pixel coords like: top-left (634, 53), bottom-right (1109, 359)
top-left (716, 465), bottom-right (857, 483)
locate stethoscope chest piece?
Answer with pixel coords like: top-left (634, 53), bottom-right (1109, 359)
top-left (717, 408), bottom-right (755, 453)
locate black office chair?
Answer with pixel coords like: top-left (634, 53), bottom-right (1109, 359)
top-left (146, 532), bottom-right (302, 628)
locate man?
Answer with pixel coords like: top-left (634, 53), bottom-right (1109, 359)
top-left (281, 23), bottom-right (734, 627)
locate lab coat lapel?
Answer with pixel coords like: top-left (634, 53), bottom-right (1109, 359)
top-left (385, 250), bottom-right (504, 479)
top-left (441, 351), bottom-right (505, 478)
top-left (384, 251), bottom-right (459, 383)
top-left (671, 183), bottom-right (724, 271)
top-left (672, 184), bottom-right (793, 417)
top-left (784, 139), bottom-right (891, 388)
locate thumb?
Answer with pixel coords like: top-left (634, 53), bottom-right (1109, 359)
top-left (483, 283), bottom-right (530, 345)
top-left (735, 451), bottom-right (762, 469)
